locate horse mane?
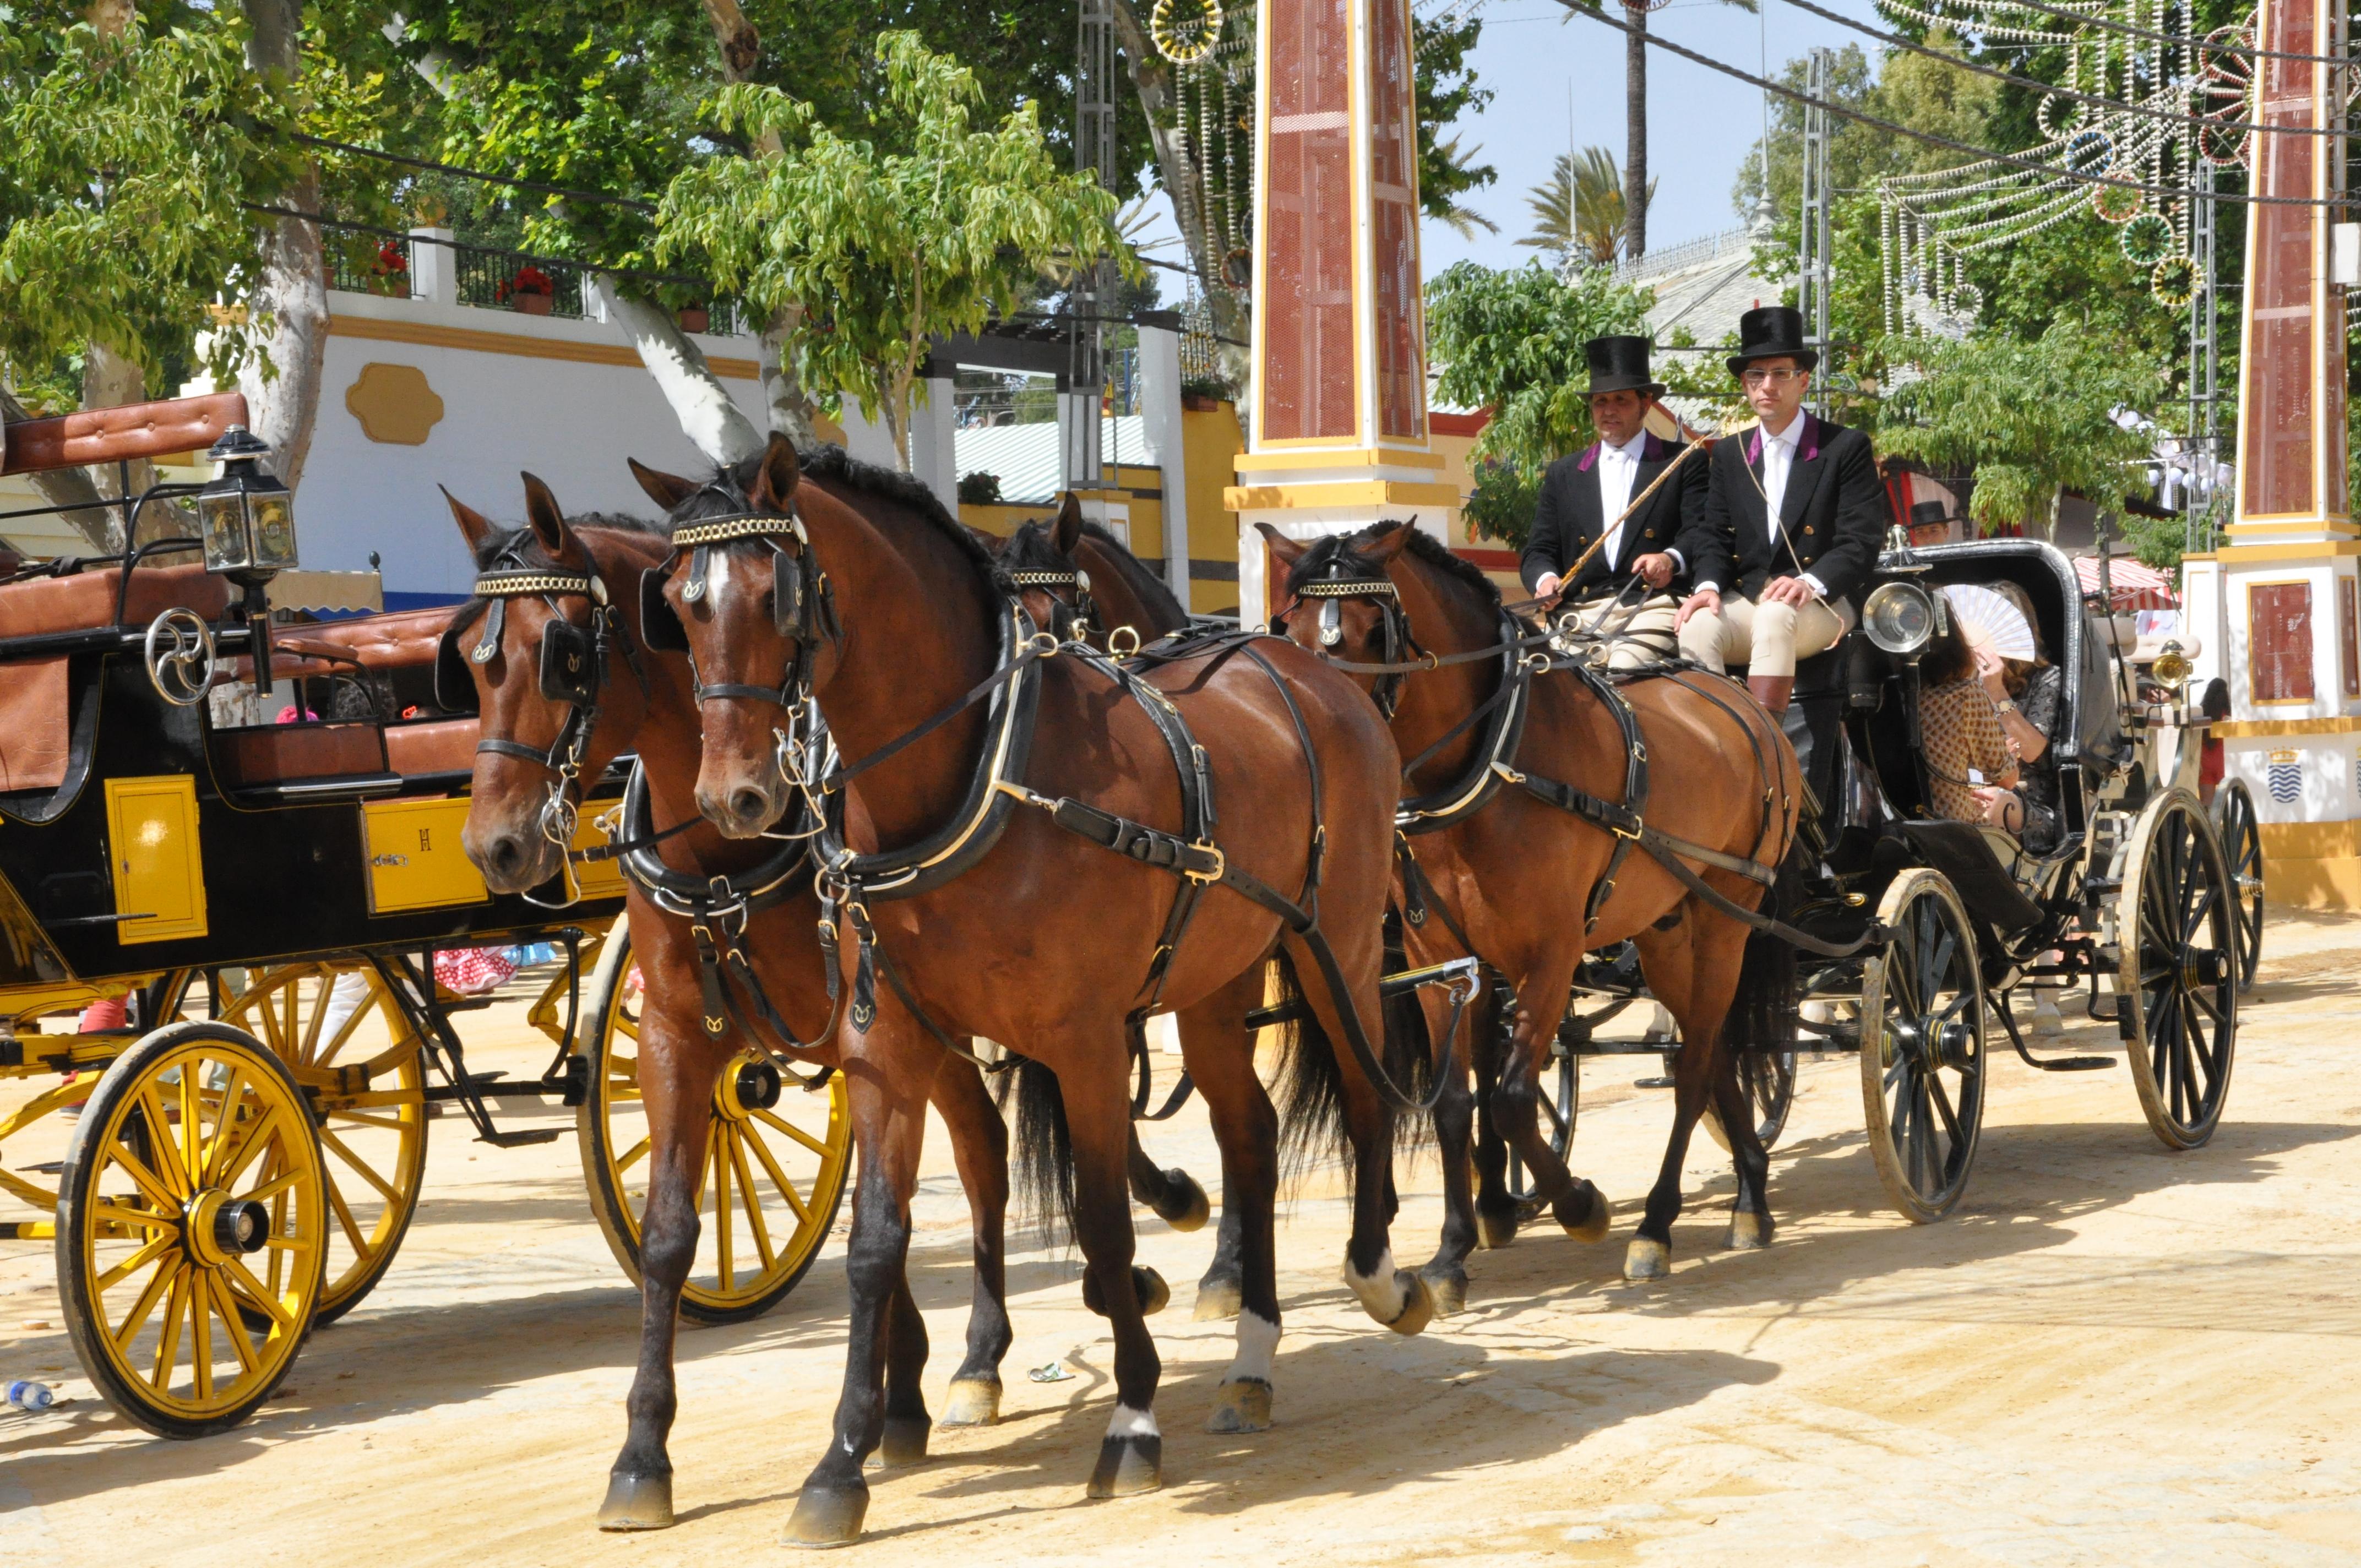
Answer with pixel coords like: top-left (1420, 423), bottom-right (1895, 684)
top-left (671, 442), bottom-right (1000, 583)
top-left (1284, 521), bottom-right (1501, 609)
top-left (466, 510), bottom-right (666, 571)
top-left (1078, 518), bottom-right (1189, 625)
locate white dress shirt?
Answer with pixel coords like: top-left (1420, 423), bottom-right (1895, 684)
top-left (1697, 412), bottom-right (1823, 601)
top-left (1595, 428), bottom-right (1647, 568)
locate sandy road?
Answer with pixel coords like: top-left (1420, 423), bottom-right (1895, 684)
top-left (4, 911), bottom-right (2360, 1566)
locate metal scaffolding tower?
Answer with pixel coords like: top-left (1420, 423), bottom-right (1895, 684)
top-left (1799, 47), bottom-right (1836, 417)
top-left (2187, 156), bottom-right (2219, 553)
top-left (1069, 0), bottom-right (1120, 491)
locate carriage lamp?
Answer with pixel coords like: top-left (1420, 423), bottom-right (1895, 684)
top-left (1862, 582), bottom-right (1941, 657)
top-left (2150, 639), bottom-right (2192, 687)
top-left (197, 425), bottom-right (300, 580)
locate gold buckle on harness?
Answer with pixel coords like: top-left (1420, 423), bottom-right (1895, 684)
top-left (1183, 842), bottom-right (1227, 884)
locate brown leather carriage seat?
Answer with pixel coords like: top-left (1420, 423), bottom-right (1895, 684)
top-left (240, 603), bottom-right (456, 683)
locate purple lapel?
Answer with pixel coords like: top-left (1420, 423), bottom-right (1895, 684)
top-left (1798, 412), bottom-right (1821, 463)
top-left (1744, 427), bottom-right (1762, 466)
top-left (1575, 440), bottom-right (1601, 473)
top-left (1642, 432), bottom-right (1668, 462)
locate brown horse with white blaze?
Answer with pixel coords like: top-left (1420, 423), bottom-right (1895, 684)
top-left (634, 435), bottom-right (1426, 1547)
top-left (1264, 519), bottom-right (1800, 1289)
top-left (441, 477), bottom-right (1032, 1532)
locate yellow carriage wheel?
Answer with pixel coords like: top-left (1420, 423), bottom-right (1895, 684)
top-left (214, 963), bottom-right (428, 1325)
top-left (575, 927), bottom-right (851, 1323)
top-left (56, 1021), bottom-right (325, 1438)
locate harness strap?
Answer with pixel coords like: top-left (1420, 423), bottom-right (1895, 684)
top-left (695, 680), bottom-right (797, 706)
top-left (826, 634), bottom-right (1058, 790)
top-left (1508, 769), bottom-right (1776, 885)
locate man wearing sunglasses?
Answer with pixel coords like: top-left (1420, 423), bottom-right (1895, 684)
top-left (1672, 305), bottom-right (1884, 715)
top-left (1519, 335), bottom-right (1700, 669)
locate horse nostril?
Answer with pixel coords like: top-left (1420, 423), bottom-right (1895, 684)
top-left (487, 836), bottom-right (524, 878)
top-left (730, 786), bottom-right (770, 825)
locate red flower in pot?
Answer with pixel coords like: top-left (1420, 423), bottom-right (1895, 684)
top-left (499, 264), bottom-right (557, 314)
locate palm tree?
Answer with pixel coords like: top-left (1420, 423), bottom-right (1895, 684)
top-left (1592, 1), bottom-right (1756, 260)
top-left (1520, 147), bottom-right (1651, 269)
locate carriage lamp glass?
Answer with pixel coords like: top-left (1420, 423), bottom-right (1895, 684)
top-left (197, 425), bottom-right (299, 577)
top-left (1863, 582), bottom-right (1938, 656)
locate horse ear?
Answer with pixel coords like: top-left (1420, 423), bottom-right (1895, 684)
top-left (519, 471), bottom-right (568, 556)
top-left (628, 456), bottom-right (701, 513)
top-left (1254, 521), bottom-right (1307, 569)
top-left (443, 487), bottom-right (495, 552)
top-left (1052, 492), bottom-right (1085, 556)
top-left (749, 432), bottom-right (802, 511)
top-left (1359, 519), bottom-right (1417, 564)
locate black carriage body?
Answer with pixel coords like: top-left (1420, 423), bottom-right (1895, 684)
top-left (0, 609), bottom-right (621, 995)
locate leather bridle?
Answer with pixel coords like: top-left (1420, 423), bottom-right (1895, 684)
top-left (1004, 566), bottom-right (1096, 644)
top-left (1276, 564), bottom-right (1417, 718)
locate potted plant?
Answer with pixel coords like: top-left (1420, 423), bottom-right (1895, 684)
top-left (676, 303), bottom-right (710, 333)
top-left (368, 239), bottom-right (410, 298)
top-left (499, 264), bottom-right (557, 315)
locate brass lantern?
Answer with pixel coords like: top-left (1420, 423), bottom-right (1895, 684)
top-left (198, 425), bottom-right (299, 580)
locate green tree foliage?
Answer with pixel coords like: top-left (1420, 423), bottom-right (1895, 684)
top-left (1874, 323), bottom-right (2163, 533)
top-left (659, 32), bottom-right (1128, 466)
top-left (0, 7), bottom-right (297, 403)
top-left (1521, 147), bottom-right (1647, 269)
top-left (1424, 259), bottom-right (1653, 546)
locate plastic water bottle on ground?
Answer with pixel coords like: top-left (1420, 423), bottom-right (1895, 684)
top-left (6, 1379), bottom-right (56, 1412)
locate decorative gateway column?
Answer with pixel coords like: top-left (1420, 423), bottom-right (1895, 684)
top-left (2182, 0), bottom-right (2361, 906)
top-left (1225, 0), bottom-right (1459, 623)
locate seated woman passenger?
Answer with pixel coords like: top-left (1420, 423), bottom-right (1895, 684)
top-left (1918, 619), bottom-right (2025, 832)
top-left (1974, 580), bottom-right (2064, 853)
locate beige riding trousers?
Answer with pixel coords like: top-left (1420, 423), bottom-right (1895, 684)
top-left (1675, 591), bottom-right (1856, 679)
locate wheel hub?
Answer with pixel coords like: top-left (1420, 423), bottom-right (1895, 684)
top-left (186, 1190), bottom-right (272, 1267)
top-left (719, 1057), bottom-right (784, 1120)
top-left (2179, 946), bottom-right (2227, 990)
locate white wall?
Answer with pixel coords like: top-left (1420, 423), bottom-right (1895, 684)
top-left (274, 289), bottom-right (769, 602)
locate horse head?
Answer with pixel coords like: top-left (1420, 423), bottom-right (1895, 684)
top-left (1261, 520), bottom-right (1422, 715)
top-left (440, 476), bottom-right (666, 892)
top-left (997, 494), bottom-right (1097, 643)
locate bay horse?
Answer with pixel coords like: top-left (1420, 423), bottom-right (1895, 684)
top-left (439, 477), bottom-right (1173, 1532)
top-left (634, 435), bottom-right (1426, 1546)
top-left (1263, 520), bottom-right (1800, 1289)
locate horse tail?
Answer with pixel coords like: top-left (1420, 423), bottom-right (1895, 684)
top-left (1004, 1054), bottom-right (1076, 1246)
top-left (1272, 950), bottom-right (1349, 1186)
top-left (1719, 842), bottom-right (1804, 1062)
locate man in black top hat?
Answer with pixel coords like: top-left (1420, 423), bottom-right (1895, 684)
top-left (1520, 335), bottom-right (1702, 668)
top-left (1672, 304), bottom-right (1886, 715)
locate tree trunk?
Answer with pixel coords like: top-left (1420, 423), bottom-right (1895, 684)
top-left (595, 278), bottom-right (765, 466)
top-left (1624, 3), bottom-right (1647, 262)
top-left (758, 309), bottom-right (819, 447)
top-left (878, 367), bottom-right (912, 472)
top-left (1, 386), bottom-right (118, 551)
top-left (81, 346), bottom-right (195, 545)
top-left (240, 0), bottom-right (329, 496)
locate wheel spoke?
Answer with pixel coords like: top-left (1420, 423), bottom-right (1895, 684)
top-left (1925, 1069), bottom-right (1965, 1147)
top-left (753, 1106), bottom-right (836, 1157)
top-left (101, 1140), bottom-right (178, 1213)
top-left (743, 1117), bottom-right (812, 1223)
top-left (96, 1232), bottom-right (179, 1293)
top-left (200, 1065), bottom-right (248, 1183)
top-left (711, 1130), bottom-right (735, 1294)
top-left (327, 1175), bottom-right (371, 1257)
top-left (205, 1272), bottom-right (261, 1375)
top-left (729, 1129), bottom-right (776, 1272)
top-left (613, 1134), bottom-right (652, 1175)
top-left (317, 1125), bottom-right (403, 1206)
top-left (224, 1254), bottom-right (298, 1336)
top-left (111, 1256), bottom-right (179, 1354)
top-left (137, 1083), bottom-right (193, 1195)
top-left (212, 1103), bottom-right (287, 1191)
top-left (91, 1198), bottom-right (175, 1233)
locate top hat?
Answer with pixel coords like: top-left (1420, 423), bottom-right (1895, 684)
top-left (1726, 306), bottom-right (1819, 375)
top-left (1584, 335), bottom-right (1664, 398)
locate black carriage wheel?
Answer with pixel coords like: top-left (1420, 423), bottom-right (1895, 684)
top-left (1858, 869), bottom-right (1986, 1223)
top-left (2213, 779), bottom-right (2265, 993)
top-left (1705, 1047), bottom-right (1798, 1154)
top-left (2121, 790), bottom-right (2237, 1150)
top-left (1504, 1043), bottom-right (1578, 1207)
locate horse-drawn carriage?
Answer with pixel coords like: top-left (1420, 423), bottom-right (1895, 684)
top-left (0, 395), bottom-right (851, 1437)
top-left (1532, 535), bottom-right (2251, 1222)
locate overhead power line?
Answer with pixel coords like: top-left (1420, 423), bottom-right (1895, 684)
top-left (1558, 2), bottom-right (2342, 210)
top-left (1777, 0), bottom-right (2348, 140)
top-left (241, 204), bottom-right (708, 292)
top-left (288, 132), bottom-right (658, 211)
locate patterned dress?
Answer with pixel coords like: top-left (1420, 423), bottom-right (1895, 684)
top-left (1920, 677), bottom-right (2014, 823)
top-left (2013, 665), bottom-right (2065, 853)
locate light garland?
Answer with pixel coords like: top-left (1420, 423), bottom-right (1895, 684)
top-left (1151, 0), bottom-right (1225, 64)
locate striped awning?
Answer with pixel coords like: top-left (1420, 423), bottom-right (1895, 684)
top-left (2074, 553), bottom-right (2177, 612)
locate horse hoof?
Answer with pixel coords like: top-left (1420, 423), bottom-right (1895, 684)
top-left (1556, 1183), bottom-right (1613, 1244)
top-left (1383, 1270), bottom-right (1435, 1336)
top-left (1206, 1378), bottom-right (1272, 1434)
top-left (1084, 1265), bottom-right (1171, 1317)
top-left (1474, 1207), bottom-right (1519, 1251)
top-left (1086, 1434), bottom-right (1164, 1498)
top-left (597, 1471), bottom-right (674, 1532)
top-left (1623, 1238), bottom-right (1671, 1282)
top-left (862, 1415), bottom-right (929, 1470)
top-left (782, 1486), bottom-right (869, 1549)
top-left (1156, 1172), bottom-right (1211, 1233)
top-left (938, 1377), bottom-right (1002, 1428)
top-left (1193, 1275), bottom-right (1243, 1321)
top-left (1420, 1265), bottom-right (1468, 1317)
top-left (1726, 1210), bottom-right (1772, 1251)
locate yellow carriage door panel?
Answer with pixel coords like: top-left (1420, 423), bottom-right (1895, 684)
top-left (362, 797), bottom-right (490, 914)
top-left (105, 776), bottom-right (209, 944)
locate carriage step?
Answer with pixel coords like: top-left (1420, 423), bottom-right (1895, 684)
top-left (476, 1127), bottom-right (563, 1148)
top-left (2027, 1055), bottom-right (2116, 1072)
top-left (1633, 1075), bottom-right (1675, 1088)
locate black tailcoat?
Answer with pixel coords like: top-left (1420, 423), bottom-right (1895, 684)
top-left (1518, 432), bottom-right (1705, 597)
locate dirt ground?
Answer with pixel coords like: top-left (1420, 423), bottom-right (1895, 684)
top-left (5, 910), bottom-right (2360, 1566)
